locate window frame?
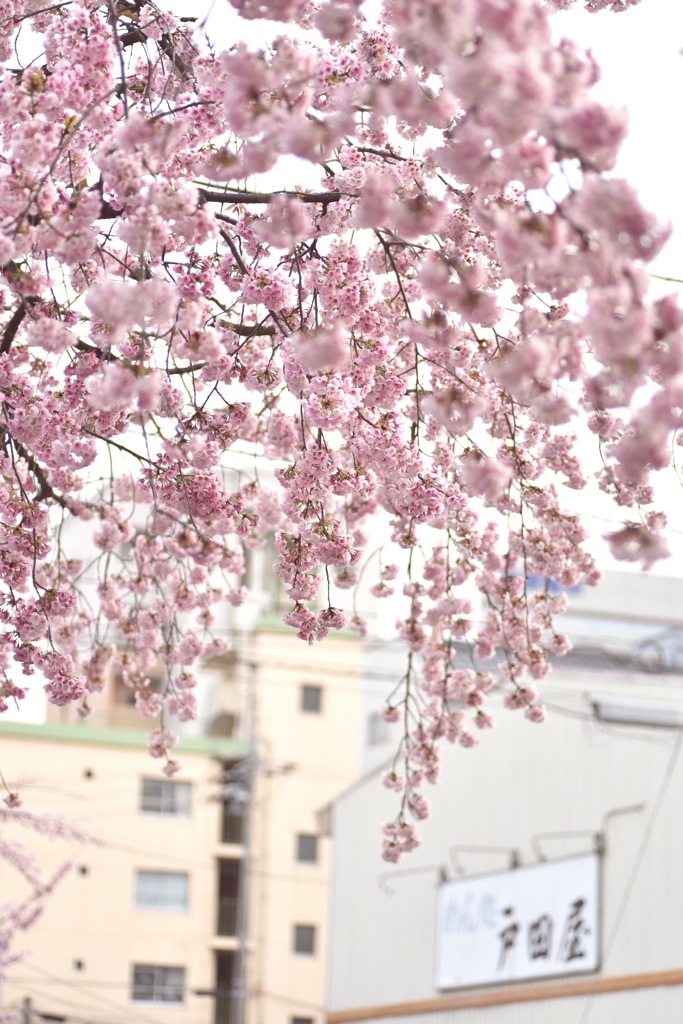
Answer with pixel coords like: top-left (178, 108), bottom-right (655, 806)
top-left (114, 667), bottom-right (164, 707)
top-left (296, 834), bottom-right (318, 865)
top-left (135, 870), bottom-right (190, 912)
top-left (300, 685), bottom-right (322, 714)
top-left (131, 964), bottom-right (186, 1005)
top-left (293, 924), bottom-right (316, 956)
top-left (140, 778), bottom-right (192, 817)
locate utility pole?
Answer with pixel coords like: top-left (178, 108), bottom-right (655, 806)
top-left (219, 658), bottom-right (294, 1024)
top-left (228, 661), bottom-right (257, 1024)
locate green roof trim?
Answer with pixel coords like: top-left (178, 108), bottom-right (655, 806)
top-left (254, 612), bottom-right (293, 633)
top-left (0, 720), bottom-right (249, 758)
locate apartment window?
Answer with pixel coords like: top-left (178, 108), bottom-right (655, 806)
top-left (296, 834), bottom-right (318, 864)
top-left (132, 965), bottom-right (185, 1004)
top-left (112, 650), bottom-right (164, 707)
top-left (215, 951), bottom-right (234, 1024)
top-left (301, 685), bottom-right (322, 714)
top-left (293, 925), bottom-right (316, 956)
top-left (140, 778), bottom-right (192, 817)
top-left (135, 871), bottom-right (189, 911)
top-left (208, 711), bottom-right (239, 738)
top-left (221, 802), bottom-right (245, 845)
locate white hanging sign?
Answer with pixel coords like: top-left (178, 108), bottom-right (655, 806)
top-left (436, 853), bottom-right (600, 990)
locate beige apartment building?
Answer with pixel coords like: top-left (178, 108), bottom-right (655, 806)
top-left (0, 719), bottom-right (244, 1024)
top-left (0, 622), bottom-right (364, 1024)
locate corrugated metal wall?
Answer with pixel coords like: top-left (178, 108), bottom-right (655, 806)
top-left (327, 670), bottom-right (683, 1015)
top-left (354, 985), bottom-right (683, 1024)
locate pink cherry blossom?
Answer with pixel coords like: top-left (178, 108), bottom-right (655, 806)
top-left (0, 0), bottom-right (673, 876)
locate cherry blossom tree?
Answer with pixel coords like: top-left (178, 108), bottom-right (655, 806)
top-left (0, 0), bottom-right (676, 860)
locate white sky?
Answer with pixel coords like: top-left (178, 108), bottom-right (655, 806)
top-left (552, 1), bottom-right (683, 571)
top-left (555, 0), bottom-right (683, 277)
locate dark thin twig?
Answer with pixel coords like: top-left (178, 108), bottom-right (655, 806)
top-left (0, 304), bottom-right (27, 355)
top-left (198, 188), bottom-right (348, 207)
top-left (11, 437), bottom-right (72, 508)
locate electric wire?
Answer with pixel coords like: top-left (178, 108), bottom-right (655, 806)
top-left (14, 975), bottom-right (171, 1024)
top-left (5, 989), bottom-right (159, 1024)
top-left (578, 728), bottom-right (683, 1023)
top-left (14, 966), bottom-right (208, 1024)
top-left (258, 989), bottom-right (323, 1012)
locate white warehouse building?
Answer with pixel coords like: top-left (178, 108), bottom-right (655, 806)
top-left (325, 574), bottom-right (683, 1024)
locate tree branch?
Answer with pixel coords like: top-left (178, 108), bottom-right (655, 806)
top-left (83, 428), bottom-right (153, 465)
top-left (93, 189), bottom-right (348, 223)
top-left (11, 437), bottom-right (72, 507)
top-left (1, 305), bottom-right (26, 355)
top-left (227, 322), bottom-right (276, 337)
top-left (118, 25), bottom-right (190, 78)
top-left (198, 188), bottom-right (348, 207)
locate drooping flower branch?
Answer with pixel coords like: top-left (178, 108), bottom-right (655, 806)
top-left (0, 0), bottom-right (674, 858)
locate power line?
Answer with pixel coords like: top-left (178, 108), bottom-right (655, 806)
top-left (13, 968), bottom-right (208, 1024)
top-left (13, 988), bottom-right (209, 1024)
top-left (17, 965), bottom-right (175, 1024)
top-left (578, 728), bottom-right (683, 1024)
top-left (7, 992), bottom-right (146, 1024)
top-left (258, 989), bottom-right (324, 1012)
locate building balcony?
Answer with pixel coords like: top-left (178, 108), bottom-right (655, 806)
top-left (220, 810), bottom-right (246, 846)
top-left (217, 896), bottom-right (239, 938)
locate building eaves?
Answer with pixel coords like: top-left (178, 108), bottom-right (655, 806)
top-left (0, 720), bottom-right (249, 758)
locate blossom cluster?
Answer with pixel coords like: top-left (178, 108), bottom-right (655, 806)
top-left (0, 0), bottom-right (672, 864)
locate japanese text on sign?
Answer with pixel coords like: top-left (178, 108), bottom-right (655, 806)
top-left (436, 854), bottom-right (600, 990)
